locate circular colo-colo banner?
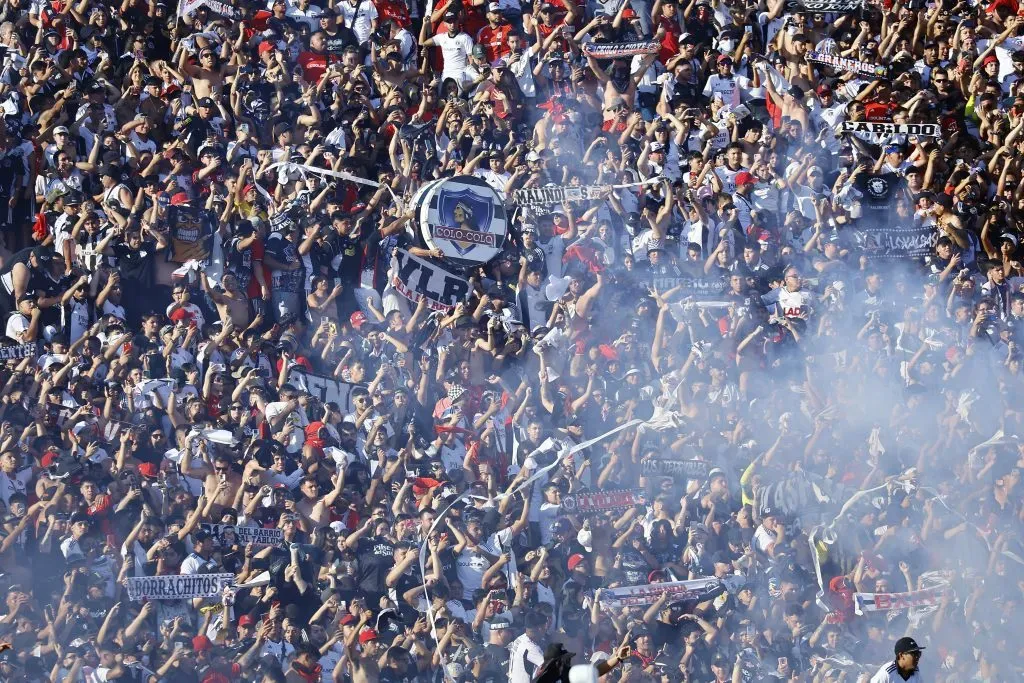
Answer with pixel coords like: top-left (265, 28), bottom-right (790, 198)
top-left (415, 175), bottom-right (507, 267)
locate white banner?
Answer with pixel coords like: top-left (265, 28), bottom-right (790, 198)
top-left (179, 0), bottom-right (239, 17)
top-left (839, 121), bottom-right (940, 137)
top-left (200, 524), bottom-right (283, 547)
top-left (853, 586), bottom-right (947, 615)
top-left (126, 573), bottom-right (234, 601)
top-left (391, 248), bottom-right (470, 312)
top-left (598, 578), bottom-right (723, 608)
top-left (292, 373), bottom-right (363, 413)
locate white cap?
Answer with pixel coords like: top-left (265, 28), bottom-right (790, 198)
top-left (568, 664), bottom-right (600, 683)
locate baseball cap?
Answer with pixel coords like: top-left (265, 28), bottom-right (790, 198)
top-left (358, 629), bottom-right (378, 644)
top-left (717, 54), bottom-right (732, 64)
top-left (339, 614), bottom-right (356, 625)
top-left (53, 125), bottom-right (69, 135)
top-left (138, 462), bottom-right (160, 479)
top-left (170, 192), bottom-right (190, 206)
top-left (192, 635), bottom-right (212, 652)
top-left (489, 615), bottom-right (512, 630)
top-left (734, 171), bottom-right (756, 186)
top-left (816, 83), bottom-right (832, 96)
top-left (894, 637), bottom-right (925, 655)
top-left (198, 97), bottom-right (215, 108)
top-left (472, 44), bottom-right (487, 58)
top-left (567, 553), bottom-right (586, 571)
top-left (487, 1), bottom-right (500, 10)
top-left (258, 41), bottom-right (275, 54)
top-left (350, 311), bottom-right (368, 330)
top-left (238, 615), bottom-right (255, 627)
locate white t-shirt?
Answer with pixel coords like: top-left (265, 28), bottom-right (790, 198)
top-left (5, 312), bottom-right (29, 342)
top-left (508, 633), bottom-right (544, 683)
top-left (778, 288), bottom-right (813, 318)
top-left (433, 31), bottom-right (475, 82)
top-left (870, 662), bottom-right (922, 683)
top-left (752, 523), bottom-right (776, 554)
top-left (702, 73), bottom-right (751, 108)
top-left (538, 235), bottom-right (565, 278)
top-left (337, 0), bottom-right (378, 43)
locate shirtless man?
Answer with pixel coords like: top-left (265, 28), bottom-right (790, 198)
top-left (177, 41), bottom-right (237, 101)
top-left (200, 271), bottom-right (251, 328)
top-left (181, 446), bottom-right (243, 518)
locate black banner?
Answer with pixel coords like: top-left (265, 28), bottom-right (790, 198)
top-left (642, 459), bottom-right (711, 478)
top-left (0, 342), bottom-right (39, 360)
top-left (560, 489), bottom-right (646, 514)
top-left (651, 274), bottom-right (727, 299)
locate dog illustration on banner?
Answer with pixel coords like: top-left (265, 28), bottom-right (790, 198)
top-left (420, 176), bottom-right (507, 267)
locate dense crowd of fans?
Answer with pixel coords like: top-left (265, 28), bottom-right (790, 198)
top-left (0, 0), bottom-right (1022, 681)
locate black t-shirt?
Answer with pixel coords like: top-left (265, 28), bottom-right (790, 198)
top-left (327, 230), bottom-right (364, 285)
top-left (482, 642), bottom-right (510, 676)
top-left (355, 536), bottom-right (395, 594)
top-left (111, 240), bottom-right (158, 285)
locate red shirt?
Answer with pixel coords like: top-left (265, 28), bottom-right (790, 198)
top-left (297, 51), bottom-right (328, 83)
top-left (536, 22), bottom-right (570, 53)
top-left (375, 0), bottom-right (411, 27)
top-left (244, 237), bottom-right (267, 300)
top-left (657, 15), bottom-right (681, 64)
top-left (477, 23), bottom-right (513, 63)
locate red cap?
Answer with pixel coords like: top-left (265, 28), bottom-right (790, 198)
top-left (350, 311), bottom-right (367, 330)
top-left (138, 462), bottom-right (160, 479)
top-left (717, 53), bottom-right (733, 64)
top-left (816, 83), bottom-right (832, 96)
top-left (192, 635), bottom-right (213, 652)
top-left (567, 553), bottom-right (585, 571)
top-left (983, 54), bottom-right (998, 66)
top-left (243, 183), bottom-right (256, 196)
top-left (170, 192), bottom-right (190, 206)
top-left (238, 615), bottom-right (255, 627)
top-left (40, 448), bottom-right (60, 469)
top-left (621, 7), bottom-right (636, 18)
top-left (258, 41), bottom-right (275, 55)
top-left (358, 629), bottom-right (378, 644)
top-left (734, 171), bottom-right (756, 186)
top-left (339, 614), bottom-right (356, 625)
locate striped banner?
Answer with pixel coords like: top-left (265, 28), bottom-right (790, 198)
top-left (582, 41), bottom-right (659, 59)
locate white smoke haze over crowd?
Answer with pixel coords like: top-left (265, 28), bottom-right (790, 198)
top-left (0, 0), bottom-right (1023, 682)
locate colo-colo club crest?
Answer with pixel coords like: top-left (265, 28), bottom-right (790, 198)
top-left (866, 176), bottom-right (889, 199)
top-left (418, 176), bottom-right (508, 267)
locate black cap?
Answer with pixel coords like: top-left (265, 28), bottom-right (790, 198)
top-left (894, 637), bottom-right (925, 656)
top-left (198, 97), bottom-right (216, 108)
top-left (32, 247), bottom-right (53, 263)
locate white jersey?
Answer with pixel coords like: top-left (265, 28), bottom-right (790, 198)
top-left (870, 662), bottom-right (922, 683)
top-left (433, 31), bottom-right (474, 82)
top-left (337, 0), bottom-right (377, 44)
top-left (507, 633), bottom-right (544, 683)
